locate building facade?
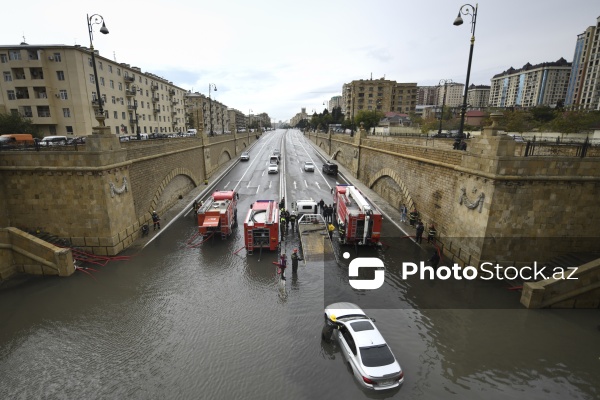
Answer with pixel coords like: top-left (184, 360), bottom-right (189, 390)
top-left (290, 108), bottom-right (308, 126)
top-left (417, 86), bottom-right (438, 106)
top-left (327, 95), bottom-right (342, 112)
top-left (489, 58), bottom-right (571, 108)
top-left (343, 78), bottom-right (417, 121)
top-left (466, 84), bottom-right (491, 109)
top-left (0, 44), bottom-right (187, 137)
top-left (184, 91), bottom-right (230, 135)
top-left (566, 16), bottom-right (600, 110)
top-left (436, 83), bottom-right (465, 109)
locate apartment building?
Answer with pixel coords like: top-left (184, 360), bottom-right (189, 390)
top-left (342, 78), bottom-right (417, 121)
top-left (227, 108), bottom-right (247, 133)
top-left (184, 91), bottom-right (231, 134)
top-left (566, 16), bottom-right (600, 110)
top-left (290, 108), bottom-right (308, 126)
top-left (0, 44), bottom-right (187, 137)
top-left (417, 86), bottom-right (438, 106)
top-left (436, 83), bottom-right (465, 108)
top-left (489, 58), bottom-right (571, 108)
top-left (327, 95), bottom-right (342, 113)
top-left (466, 84), bottom-right (491, 109)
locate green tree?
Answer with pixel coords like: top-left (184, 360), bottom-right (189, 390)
top-left (420, 117), bottom-right (438, 134)
top-left (354, 110), bottom-right (384, 132)
top-left (548, 110), bottom-right (590, 134)
top-left (0, 112), bottom-right (39, 136)
top-left (501, 110), bottom-right (536, 133)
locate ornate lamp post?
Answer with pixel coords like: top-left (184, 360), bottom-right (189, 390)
top-left (438, 79), bottom-right (453, 134)
top-left (248, 109), bottom-right (252, 142)
top-left (87, 13), bottom-right (109, 127)
top-left (208, 83), bottom-right (217, 136)
top-left (453, 3), bottom-right (478, 139)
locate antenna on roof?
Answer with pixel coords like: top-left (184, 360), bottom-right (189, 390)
top-left (370, 72), bottom-right (372, 80)
top-left (113, 51), bottom-right (117, 61)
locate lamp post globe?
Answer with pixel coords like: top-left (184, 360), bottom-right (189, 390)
top-left (87, 13), bottom-right (109, 127)
top-left (454, 3), bottom-right (478, 139)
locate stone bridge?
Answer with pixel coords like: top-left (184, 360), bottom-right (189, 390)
top-left (308, 125), bottom-right (600, 268)
top-left (0, 132), bottom-right (258, 257)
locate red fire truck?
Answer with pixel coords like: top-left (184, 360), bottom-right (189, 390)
top-left (197, 190), bottom-right (238, 239)
top-left (244, 200), bottom-right (280, 254)
top-left (334, 185), bottom-right (382, 246)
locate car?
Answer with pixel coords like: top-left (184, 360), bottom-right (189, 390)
top-left (268, 163), bottom-right (279, 174)
top-left (322, 161), bottom-right (338, 176)
top-left (303, 161), bottom-right (315, 172)
top-left (508, 134), bottom-right (525, 142)
top-left (269, 155), bottom-right (280, 165)
top-left (240, 151), bottom-right (250, 161)
top-left (323, 302), bottom-right (404, 391)
top-left (40, 136), bottom-right (67, 146)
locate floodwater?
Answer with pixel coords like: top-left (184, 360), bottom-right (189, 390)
top-left (1, 130), bottom-right (599, 399)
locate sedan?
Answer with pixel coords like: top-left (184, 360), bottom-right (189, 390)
top-left (303, 161), bottom-right (315, 172)
top-left (240, 151), bottom-right (250, 161)
top-left (323, 302), bottom-right (404, 391)
top-left (268, 163), bottom-right (279, 174)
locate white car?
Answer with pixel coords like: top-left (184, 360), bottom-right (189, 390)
top-left (303, 161), bottom-right (315, 172)
top-left (323, 302), bottom-right (404, 391)
top-left (268, 163), bottom-right (279, 174)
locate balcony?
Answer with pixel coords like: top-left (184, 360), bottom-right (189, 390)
top-left (129, 118), bottom-right (138, 125)
top-left (169, 89), bottom-right (175, 95)
top-left (153, 108), bottom-right (160, 113)
top-left (91, 99), bottom-right (104, 108)
top-left (151, 84), bottom-right (158, 91)
top-left (127, 104), bottom-right (136, 110)
top-left (125, 89), bottom-right (137, 97)
top-left (152, 97), bottom-right (158, 103)
top-left (124, 75), bottom-right (134, 83)
top-left (171, 110), bottom-right (177, 115)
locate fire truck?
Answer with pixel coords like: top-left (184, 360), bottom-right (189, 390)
top-left (333, 185), bottom-right (382, 246)
top-left (244, 200), bottom-right (280, 255)
top-left (197, 190), bottom-right (238, 239)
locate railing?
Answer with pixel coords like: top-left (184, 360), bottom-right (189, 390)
top-left (124, 75), bottom-right (135, 82)
top-left (524, 137), bottom-right (600, 158)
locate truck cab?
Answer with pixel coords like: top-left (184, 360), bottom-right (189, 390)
top-left (323, 161), bottom-right (338, 176)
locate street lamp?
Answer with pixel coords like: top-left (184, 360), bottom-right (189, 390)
top-left (87, 13), bottom-right (109, 127)
top-left (438, 79), bottom-right (453, 134)
top-left (453, 3), bottom-right (478, 139)
top-left (208, 83), bottom-right (217, 136)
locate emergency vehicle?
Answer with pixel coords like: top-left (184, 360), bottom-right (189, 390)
top-left (197, 190), bottom-right (238, 239)
top-left (244, 200), bottom-right (280, 254)
top-left (333, 185), bottom-right (382, 246)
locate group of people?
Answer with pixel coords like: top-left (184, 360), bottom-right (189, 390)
top-left (318, 199), bottom-right (335, 223)
top-left (277, 248), bottom-right (302, 281)
top-left (279, 201), bottom-right (298, 240)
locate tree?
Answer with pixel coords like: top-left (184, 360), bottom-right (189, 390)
top-left (501, 110), bottom-right (536, 133)
top-left (354, 110), bottom-right (384, 132)
top-left (0, 112), bottom-right (39, 136)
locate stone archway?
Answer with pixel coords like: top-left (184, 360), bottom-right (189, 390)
top-left (367, 167), bottom-right (416, 211)
top-left (218, 149), bottom-right (233, 164)
top-left (150, 167), bottom-right (201, 214)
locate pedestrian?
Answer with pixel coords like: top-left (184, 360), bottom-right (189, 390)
top-left (328, 222), bottom-right (335, 239)
top-left (459, 140), bottom-right (467, 151)
top-left (289, 212), bottom-right (297, 232)
top-left (279, 253), bottom-right (287, 281)
top-left (285, 210), bottom-right (291, 229)
top-left (401, 204), bottom-right (407, 223)
top-left (192, 200), bottom-right (199, 215)
top-left (319, 199), bottom-right (325, 214)
top-left (152, 211), bottom-right (161, 230)
top-left (409, 208), bottom-right (418, 227)
top-left (291, 248), bottom-right (302, 274)
top-left (429, 250), bottom-right (440, 269)
top-left (427, 224), bottom-right (437, 244)
top-left (415, 220), bottom-right (424, 244)
top-left (330, 187), bottom-right (334, 194)
top-left (338, 223), bottom-right (345, 243)
top-left (324, 205), bottom-right (330, 222)
top-left (279, 197), bottom-right (285, 210)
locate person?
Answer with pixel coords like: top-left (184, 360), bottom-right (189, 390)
top-left (459, 140), bottom-right (467, 151)
top-left (427, 224), bottom-right (437, 244)
top-left (289, 212), bottom-right (297, 233)
top-left (338, 223), bottom-right (345, 242)
top-left (285, 210), bottom-right (291, 230)
top-left (319, 199), bottom-right (325, 213)
top-left (409, 208), bottom-right (418, 227)
top-left (328, 223), bottom-right (335, 239)
top-left (466, 132), bottom-right (471, 139)
top-left (401, 204), bottom-right (407, 223)
top-left (279, 253), bottom-right (287, 281)
top-left (429, 250), bottom-right (440, 269)
top-left (330, 187), bottom-right (334, 194)
top-left (279, 197), bottom-right (285, 210)
top-left (192, 200), bottom-right (199, 215)
top-left (152, 211), bottom-right (161, 230)
top-left (415, 220), bottom-right (424, 244)
top-left (453, 139), bottom-right (460, 150)
top-left (291, 248), bottom-right (302, 274)
top-left (141, 224), bottom-right (149, 237)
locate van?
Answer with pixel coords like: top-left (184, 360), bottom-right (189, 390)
top-left (269, 155), bottom-right (279, 165)
top-left (291, 199), bottom-right (318, 216)
top-left (40, 136), bottom-right (67, 146)
top-left (186, 129), bottom-right (197, 136)
top-left (0, 134), bottom-right (35, 147)
top-left (322, 161), bottom-right (338, 176)
top-left (139, 133), bottom-right (149, 140)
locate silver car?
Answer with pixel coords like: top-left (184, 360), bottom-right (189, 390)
top-left (303, 161), bottom-right (315, 172)
top-left (268, 163), bottom-right (279, 174)
top-left (323, 302), bottom-right (404, 390)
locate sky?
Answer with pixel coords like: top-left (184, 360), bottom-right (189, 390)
top-left (3, 0), bottom-right (599, 122)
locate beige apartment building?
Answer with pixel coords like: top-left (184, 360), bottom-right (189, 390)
top-left (489, 58), bottom-right (571, 108)
top-left (435, 83), bottom-right (465, 109)
top-left (466, 84), bottom-right (491, 109)
top-left (0, 44), bottom-right (186, 137)
top-left (566, 16), bottom-right (600, 110)
top-left (342, 78), bottom-right (417, 121)
top-left (184, 91), bottom-right (231, 134)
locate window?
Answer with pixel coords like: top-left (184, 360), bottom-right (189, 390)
top-left (9, 50), bottom-right (21, 60)
top-left (59, 90), bottom-right (68, 100)
top-left (110, 80), bottom-right (114, 89)
top-left (111, 96), bottom-right (116, 104)
top-left (21, 106), bottom-right (32, 117)
top-left (7, 90), bottom-right (16, 100)
top-left (141, 102), bottom-right (144, 108)
top-left (66, 126), bottom-right (73, 134)
top-left (88, 58), bottom-right (93, 67)
top-left (90, 74), bottom-right (95, 84)
top-left (37, 106), bottom-right (51, 117)
top-left (53, 53), bottom-right (61, 62)
top-left (102, 94), bottom-right (106, 103)
top-left (0, 54), bottom-right (7, 63)
top-left (113, 111), bottom-right (118, 119)
top-left (120, 98), bottom-right (124, 105)
top-left (98, 61), bottom-right (103, 70)
top-left (92, 92), bottom-right (97, 100)
top-left (108, 65), bottom-right (113, 73)
top-left (100, 77), bottom-right (105, 86)
top-left (118, 82), bottom-right (122, 90)
top-left (122, 112), bottom-right (126, 119)
top-left (56, 71), bottom-right (65, 81)
top-left (63, 108), bottom-right (71, 117)
top-left (115, 126), bottom-right (119, 135)
top-left (117, 68), bottom-right (121, 76)
top-left (3, 71), bottom-right (11, 82)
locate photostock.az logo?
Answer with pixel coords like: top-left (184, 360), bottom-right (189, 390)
top-left (345, 253), bottom-right (385, 290)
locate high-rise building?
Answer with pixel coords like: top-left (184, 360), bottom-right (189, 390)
top-left (417, 86), bottom-right (438, 106)
top-left (489, 58), bottom-right (571, 108)
top-left (328, 95), bottom-right (342, 112)
top-left (466, 84), bottom-right (491, 109)
top-left (566, 16), bottom-right (600, 110)
top-left (0, 44), bottom-right (187, 137)
top-left (435, 83), bottom-right (465, 108)
top-left (343, 78), bottom-right (417, 121)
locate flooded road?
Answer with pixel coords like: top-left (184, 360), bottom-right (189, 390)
top-left (1, 130), bottom-right (599, 399)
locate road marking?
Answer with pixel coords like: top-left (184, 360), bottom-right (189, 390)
top-left (246, 180), bottom-right (251, 188)
top-left (223, 181), bottom-right (230, 188)
top-left (304, 180), bottom-right (308, 188)
top-left (256, 185), bottom-right (260, 194)
top-left (269, 181), bottom-right (272, 189)
top-left (316, 182), bottom-right (321, 189)
top-left (293, 181), bottom-right (297, 189)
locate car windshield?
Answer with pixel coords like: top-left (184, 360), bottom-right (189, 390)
top-left (359, 344), bottom-right (395, 367)
top-left (305, 162), bottom-right (313, 166)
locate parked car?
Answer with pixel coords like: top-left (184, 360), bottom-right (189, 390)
top-left (322, 161), bottom-right (338, 176)
top-left (303, 161), bottom-right (315, 172)
top-left (269, 155), bottom-right (280, 165)
top-left (323, 302), bottom-right (404, 391)
top-left (40, 136), bottom-right (67, 146)
top-left (240, 151), bottom-right (250, 161)
top-left (268, 163), bottom-right (279, 174)
top-left (508, 134), bottom-right (525, 142)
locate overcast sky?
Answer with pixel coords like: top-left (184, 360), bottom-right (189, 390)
top-left (3, 0), bottom-right (598, 122)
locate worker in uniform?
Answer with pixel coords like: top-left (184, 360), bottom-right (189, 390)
top-left (415, 220), bottom-right (425, 244)
top-left (152, 211), bottom-right (161, 230)
top-left (280, 214), bottom-right (287, 240)
top-left (288, 212), bottom-right (297, 233)
top-left (409, 208), bottom-right (419, 227)
top-left (279, 253), bottom-right (287, 281)
top-left (328, 222), bottom-right (335, 239)
top-left (338, 223), bottom-right (345, 242)
top-left (279, 197), bottom-right (285, 210)
top-left (291, 248), bottom-right (302, 274)
top-left (427, 224), bottom-right (437, 244)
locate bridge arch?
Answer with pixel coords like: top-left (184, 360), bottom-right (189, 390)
top-left (150, 167), bottom-right (201, 214)
top-left (218, 149), bottom-right (233, 164)
top-left (367, 167), bottom-right (416, 212)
